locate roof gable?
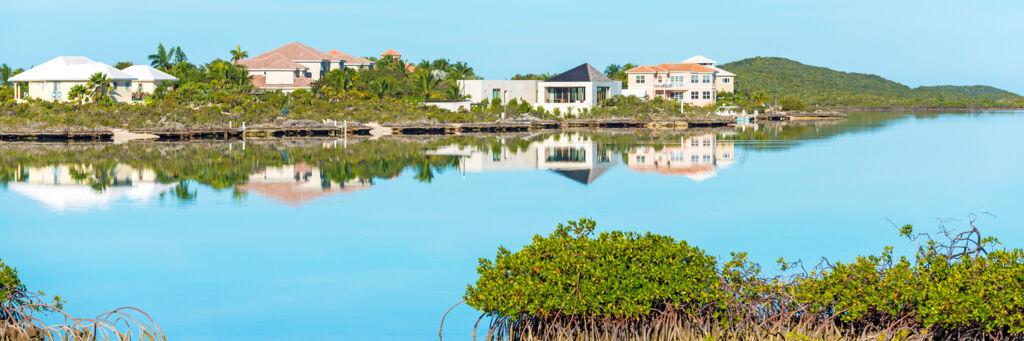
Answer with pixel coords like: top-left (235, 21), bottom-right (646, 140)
top-left (545, 63), bottom-right (612, 82)
top-left (625, 63), bottom-right (718, 74)
top-left (122, 65), bottom-right (179, 81)
top-left (682, 55), bottom-right (717, 65)
top-left (9, 56), bottom-right (136, 81)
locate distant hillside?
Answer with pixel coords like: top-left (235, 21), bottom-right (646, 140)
top-left (719, 57), bottom-right (1024, 108)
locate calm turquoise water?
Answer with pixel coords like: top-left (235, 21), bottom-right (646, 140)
top-left (2, 111), bottom-right (1023, 340)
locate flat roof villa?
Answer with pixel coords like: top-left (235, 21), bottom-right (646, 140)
top-left (9, 56), bottom-right (177, 103)
top-left (624, 55), bottom-right (735, 107)
top-left (236, 42), bottom-right (374, 92)
top-left (458, 63), bottom-right (622, 115)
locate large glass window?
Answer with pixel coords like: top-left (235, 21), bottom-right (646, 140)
top-left (492, 89), bottom-right (501, 100)
top-left (545, 147), bottom-right (586, 162)
top-left (546, 87), bottom-right (586, 103)
top-left (597, 87), bottom-right (609, 102)
top-left (670, 91), bottom-right (686, 100)
top-left (670, 75), bottom-right (684, 86)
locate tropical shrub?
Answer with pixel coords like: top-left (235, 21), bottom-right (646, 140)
top-left (460, 217), bottom-right (1024, 340)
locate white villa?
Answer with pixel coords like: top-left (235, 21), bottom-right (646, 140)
top-left (121, 65), bottom-right (179, 101)
top-left (7, 164), bottom-right (172, 211)
top-left (8, 56), bottom-right (154, 103)
top-left (427, 134), bottom-right (619, 185)
top-left (458, 63), bottom-right (622, 115)
top-left (236, 42), bottom-right (374, 92)
top-left (624, 55), bottom-right (736, 106)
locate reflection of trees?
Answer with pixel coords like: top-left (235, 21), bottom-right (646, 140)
top-left (170, 181), bottom-right (197, 202)
top-left (412, 155), bottom-right (461, 184)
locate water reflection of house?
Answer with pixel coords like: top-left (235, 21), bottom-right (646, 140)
top-left (428, 135), bottom-right (619, 185)
top-left (7, 164), bottom-right (171, 211)
top-left (627, 134), bottom-right (735, 182)
top-left (237, 163), bottom-right (371, 205)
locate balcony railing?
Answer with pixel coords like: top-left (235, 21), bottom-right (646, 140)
top-left (654, 83), bottom-right (686, 88)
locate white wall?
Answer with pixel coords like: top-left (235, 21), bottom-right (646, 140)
top-left (535, 81), bottom-right (622, 114)
top-left (458, 80), bottom-right (539, 104)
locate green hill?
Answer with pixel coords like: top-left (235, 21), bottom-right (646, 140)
top-left (719, 57), bottom-right (1024, 108)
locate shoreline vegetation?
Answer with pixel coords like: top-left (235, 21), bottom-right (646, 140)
top-left (1, 47), bottom-right (1022, 138)
top-left (452, 217), bottom-right (1024, 341)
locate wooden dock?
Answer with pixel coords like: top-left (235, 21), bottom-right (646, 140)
top-left (0, 113), bottom-right (845, 142)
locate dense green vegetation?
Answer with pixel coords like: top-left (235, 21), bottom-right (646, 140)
top-left (463, 217), bottom-right (1024, 340)
top-left (720, 57), bottom-right (1024, 108)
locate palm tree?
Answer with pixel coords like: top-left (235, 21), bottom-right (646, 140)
top-left (68, 84), bottom-right (90, 104)
top-left (449, 62), bottom-right (473, 80)
top-left (229, 45), bottom-right (248, 62)
top-left (413, 71), bottom-right (440, 101)
top-left (0, 63), bottom-right (11, 85)
top-left (87, 72), bottom-right (113, 102)
top-left (604, 64), bottom-right (623, 79)
top-left (444, 82), bottom-right (465, 101)
top-left (430, 59), bottom-right (451, 72)
top-left (370, 78), bottom-right (392, 100)
top-left (148, 44), bottom-right (172, 70)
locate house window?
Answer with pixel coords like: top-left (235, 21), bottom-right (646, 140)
top-left (670, 151), bottom-right (685, 162)
top-left (723, 78), bottom-right (730, 83)
top-left (691, 155), bottom-right (699, 162)
top-left (703, 155), bottom-right (712, 162)
top-left (691, 139), bottom-right (699, 147)
top-left (635, 156), bottom-right (645, 163)
top-left (545, 147), bottom-right (586, 162)
top-left (656, 75), bottom-right (663, 82)
top-left (702, 75), bottom-right (711, 83)
top-left (723, 153), bottom-right (730, 158)
top-left (636, 75), bottom-right (645, 84)
top-left (113, 82), bottom-right (118, 88)
top-left (669, 75), bottom-right (684, 86)
top-left (670, 91), bottom-right (686, 100)
top-left (597, 87), bottom-right (610, 102)
top-left (703, 91), bottom-right (711, 99)
top-left (691, 75), bottom-right (699, 83)
top-left (125, 81), bottom-right (131, 90)
top-left (492, 89), bottom-right (501, 100)
top-left (545, 87), bottom-right (586, 103)
top-left (691, 91), bottom-right (699, 100)
top-left (703, 139), bottom-right (711, 147)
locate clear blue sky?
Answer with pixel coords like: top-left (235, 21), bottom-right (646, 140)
top-left (2, 0), bottom-right (1022, 93)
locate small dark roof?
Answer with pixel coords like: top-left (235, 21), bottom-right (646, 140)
top-left (544, 63), bottom-right (612, 82)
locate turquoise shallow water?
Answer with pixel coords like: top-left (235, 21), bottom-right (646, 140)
top-left (1, 111), bottom-right (1022, 340)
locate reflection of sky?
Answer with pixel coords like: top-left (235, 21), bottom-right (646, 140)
top-left (1, 112), bottom-right (1023, 340)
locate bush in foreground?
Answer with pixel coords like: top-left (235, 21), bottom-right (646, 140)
top-left (459, 217), bottom-right (1024, 340)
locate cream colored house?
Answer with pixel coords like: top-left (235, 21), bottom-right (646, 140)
top-left (458, 63), bottom-right (622, 116)
top-left (236, 42), bottom-right (374, 92)
top-left (9, 56), bottom-right (137, 103)
top-left (237, 163), bottom-right (371, 205)
top-left (121, 65), bottom-right (179, 102)
top-left (7, 164), bottom-right (171, 211)
top-left (625, 55), bottom-right (736, 107)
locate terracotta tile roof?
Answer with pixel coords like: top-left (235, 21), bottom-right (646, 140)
top-left (236, 51), bottom-right (309, 70)
top-left (626, 63), bottom-right (718, 73)
top-left (238, 42), bottom-right (374, 69)
top-left (253, 42), bottom-right (326, 61)
top-left (250, 74), bottom-right (315, 89)
top-left (405, 64), bottom-right (416, 72)
top-left (380, 49), bottom-right (402, 57)
top-left (327, 50), bottom-right (374, 65)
